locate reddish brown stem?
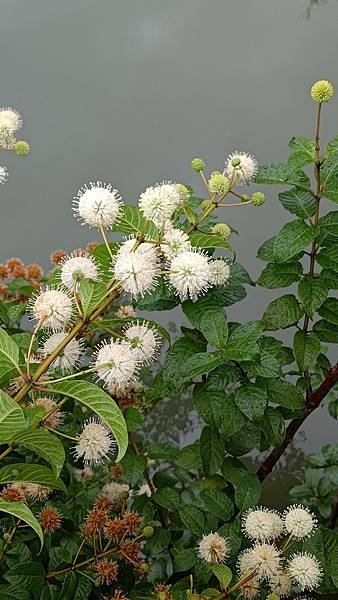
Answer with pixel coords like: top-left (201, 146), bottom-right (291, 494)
top-left (257, 362), bottom-right (338, 481)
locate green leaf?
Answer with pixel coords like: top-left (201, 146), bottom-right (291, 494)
top-left (234, 384), bottom-right (267, 423)
top-left (163, 351), bottom-right (224, 394)
top-left (257, 237), bottom-right (276, 262)
top-left (287, 137), bottom-right (315, 169)
top-left (51, 380), bottom-right (128, 461)
top-left (318, 210), bottom-right (338, 244)
top-left (40, 586), bottom-right (59, 600)
top-left (298, 275), bottom-right (328, 316)
top-left (258, 261), bottom-right (302, 288)
top-left (223, 321), bottom-right (264, 360)
top-left (120, 452), bottom-right (147, 487)
top-left (78, 280), bottom-right (107, 316)
top-left (200, 489), bottom-right (234, 520)
top-left (173, 548), bottom-right (197, 572)
top-left (199, 427), bottom-right (224, 476)
top-left (260, 379), bottom-right (304, 409)
top-left (0, 390), bottom-right (26, 443)
top-left (189, 232), bottom-right (232, 250)
top-left (318, 297), bottom-right (338, 324)
top-left (278, 188), bottom-right (316, 219)
top-left (321, 269), bottom-right (338, 290)
top-left (302, 526), bottom-right (338, 594)
top-left (56, 572), bottom-right (92, 600)
top-left (136, 278), bottom-right (178, 311)
top-left (4, 562), bottom-right (45, 591)
top-left (230, 262), bottom-right (253, 285)
top-left (255, 162), bottom-right (309, 187)
top-left (153, 488), bottom-right (181, 510)
top-left (235, 472), bottom-right (261, 511)
top-left (0, 500), bottom-right (43, 550)
top-left (123, 407), bottom-right (143, 432)
top-left (0, 328), bottom-right (21, 387)
top-left (273, 220), bottom-right (317, 263)
top-left (112, 204), bottom-right (158, 238)
top-left (313, 319), bottom-right (338, 343)
top-left (193, 384), bottom-right (245, 438)
top-left (262, 407), bottom-right (285, 447)
top-left (146, 528), bottom-right (171, 554)
top-left (91, 243), bottom-right (119, 279)
top-left (148, 442), bottom-right (179, 461)
top-left (210, 564), bottom-right (232, 590)
top-left (262, 294), bottom-right (304, 330)
top-left (199, 310), bottom-right (228, 348)
top-left (0, 464), bottom-right (66, 493)
top-left (317, 246), bottom-right (338, 272)
top-left (12, 429), bottom-right (65, 477)
top-left (293, 331), bottom-right (321, 371)
top-left (179, 506), bottom-right (207, 534)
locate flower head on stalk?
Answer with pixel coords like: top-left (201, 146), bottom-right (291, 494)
top-left (73, 182), bottom-right (121, 228)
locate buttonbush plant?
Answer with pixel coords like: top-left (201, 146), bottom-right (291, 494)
top-left (0, 83), bottom-right (337, 600)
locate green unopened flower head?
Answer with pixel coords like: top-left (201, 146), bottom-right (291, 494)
top-left (200, 199), bottom-right (212, 210)
top-left (175, 183), bottom-right (190, 203)
top-left (212, 223), bottom-right (232, 240)
top-left (241, 194), bottom-right (250, 203)
top-left (251, 191), bottom-right (266, 207)
top-left (143, 525), bottom-right (154, 538)
top-left (311, 80), bottom-right (334, 103)
top-left (15, 140), bottom-right (30, 156)
top-left (191, 157), bottom-right (205, 172)
top-left (208, 171), bottom-right (231, 195)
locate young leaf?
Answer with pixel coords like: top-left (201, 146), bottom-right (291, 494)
top-left (51, 380), bottom-right (128, 461)
top-left (13, 429), bottom-right (65, 477)
top-left (0, 499), bottom-right (43, 550)
top-left (287, 137), bottom-right (315, 169)
top-left (262, 294), bottom-right (304, 330)
top-left (0, 390), bottom-right (26, 443)
top-left (189, 232), bottom-right (232, 250)
top-left (78, 280), bottom-right (107, 316)
top-left (210, 564), bottom-right (232, 590)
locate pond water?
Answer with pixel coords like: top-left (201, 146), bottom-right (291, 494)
top-left (1, 0), bottom-right (338, 503)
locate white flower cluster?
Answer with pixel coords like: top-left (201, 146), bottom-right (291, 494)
top-left (197, 504), bottom-right (322, 597)
top-left (0, 107), bottom-right (22, 147)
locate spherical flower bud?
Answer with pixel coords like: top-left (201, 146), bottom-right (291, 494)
top-left (191, 157), bottom-right (205, 172)
top-left (0, 166), bottom-right (8, 186)
top-left (74, 418), bottom-right (116, 465)
top-left (197, 532), bottom-right (230, 563)
top-left (200, 199), bottom-right (212, 210)
top-left (15, 140), bottom-right (30, 156)
top-left (212, 223), bottom-right (232, 240)
top-left (175, 183), bottom-right (190, 204)
top-left (208, 171), bottom-right (231, 195)
top-left (311, 80), bottom-right (334, 103)
top-left (283, 505), bottom-right (317, 539)
top-left (241, 194), bottom-right (251, 202)
top-left (287, 552), bottom-right (322, 591)
top-left (143, 525), bottom-right (154, 538)
top-left (251, 192), bottom-right (265, 207)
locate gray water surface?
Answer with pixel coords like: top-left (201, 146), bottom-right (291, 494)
top-left (1, 0), bottom-right (337, 491)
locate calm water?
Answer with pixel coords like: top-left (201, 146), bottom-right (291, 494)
top-left (1, 0), bottom-right (338, 498)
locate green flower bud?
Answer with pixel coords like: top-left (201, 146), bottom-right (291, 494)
top-left (120, 490), bottom-right (129, 500)
top-left (3, 533), bottom-right (11, 542)
top-left (175, 183), bottom-right (190, 203)
top-left (241, 194), bottom-right (250, 203)
top-left (142, 525), bottom-right (154, 538)
top-left (231, 157), bottom-right (241, 167)
top-left (311, 80), bottom-right (334, 103)
top-left (212, 223), bottom-right (232, 240)
top-left (208, 171), bottom-right (231, 195)
top-left (138, 561), bottom-right (150, 574)
top-left (15, 140), bottom-right (30, 156)
top-left (200, 199), bottom-right (212, 210)
top-left (191, 157), bottom-right (205, 172)
top-left (251, 191), bottom-right (266, 207)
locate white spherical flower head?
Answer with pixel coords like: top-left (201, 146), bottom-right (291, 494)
top-left (287, 552), bottom-right (322, 591)
top-left (30, 287), bottom-right (73, 330)
top-left (209, 259), bottom-right (231, 286)
top-left (115, 304), bottom-right (136, 318)
top-left (284, 505), bottom-right (317, 539)
top-left (198, 532), bottom-right (230, 564)
top-left (137, 483), bottom-right (153, 497)
top-left (29, 396), bottom-right (64, 429)
top-left (0, 166), bottom-right (8, 185)
top-left (240, 578), bottom-right (260, 599)
top-left (113, 241), bottom-right (158, 297)
top-left (169, 249), bottom-right (211, 301)
top-left (242, 543), bottom-right (282, 580)
top-left (117, 237), bottom-right (159, 262)
top-left (225, 151), bottom-right (257, 185)
top-left (123, 323), bottom-right (160, 365)
top-left (0, 107), bottom-right (22, 141)
top-left (139, 182), bottom-right (180, 228)
top-left (269, 572), bottom-right (292, 598)
top-left (74, 418), bottom-right (116, 465)
top-left (95, 340), bottom-right (139, 388)
top-left (41, 332), bottom-right (82, 371)
top-left (243, 508), bottom-right (282, 542)
top-left (60, 253), bottom-right (100, 291)
top-left (101, 482), bottom-right (130, 501)
top-left (74, 182), bottom-right (121, 228)
top-left (162, 228), bottom-right (191, 260)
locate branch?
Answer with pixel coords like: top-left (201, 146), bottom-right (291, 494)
top-left (257, 362), bottom-right (338, 482)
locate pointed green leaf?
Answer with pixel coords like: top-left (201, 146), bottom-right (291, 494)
top-left (318, 297), bottom-right (338, 324)
top-left (223, 320), bottom-right (264, 360)
top-left (78, 280), bottom-right (108, 316)
top-left (0, 390), bottom-right (26, 443)
top-left (263, 294), bottom-right (304, 330)
top-left (255, 162), bottom-right (309, 187)
top-left (298, 275), bottom-right (328, 316)
top-left (200, 489), bottom-right (234, 520)
top-left (199, 310), bottom-right (228, 347)
top-left (0, 328), bottom-right (21, 387)
top-left (51, 380), bottom-right (128, 461)
top-left (258, 261), bottom-right (303, 288)
top-left (210, 564), bottom-right (232, 590)
top-left (293, 331), bottom-right (321, 371)
top-left (0, 499), bottom-right (43, 549)
top-left (189, 232), bottom-right (232, 250)
top-left (278, 188), bottom-right (316, 219)
top-left (13, 429), bottom-right (65, 477)
top-left (273, 220), bottom-right (317, 263)
top-left (235, 472), bottom-right (261, 511)
top-left (112, 204), bottom-right (158, 238)
top-left (234, 384), bottom-right (267, 423)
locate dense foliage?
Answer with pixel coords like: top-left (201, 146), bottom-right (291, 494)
top-left (0, 83), bottom-right (337, 600)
